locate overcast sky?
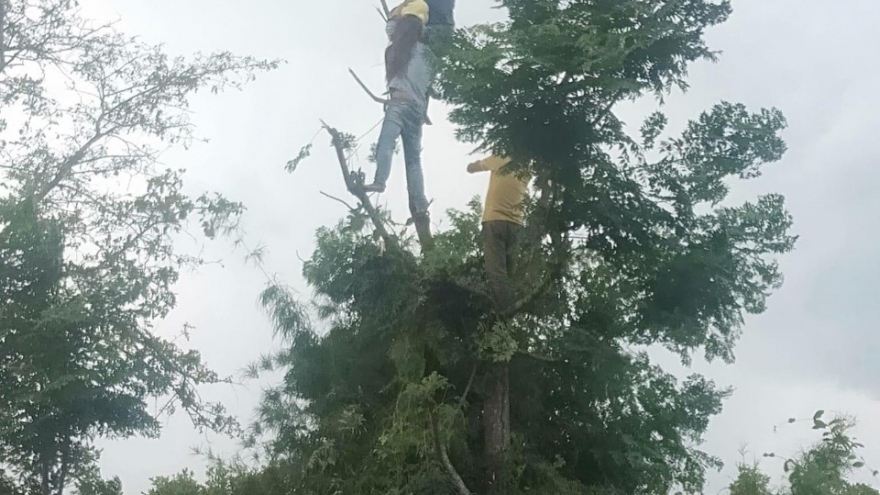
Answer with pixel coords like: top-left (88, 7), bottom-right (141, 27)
top-left (73, 0), bottom-right (880, 493)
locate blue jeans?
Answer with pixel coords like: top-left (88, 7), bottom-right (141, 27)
top-left (373, 99), bottom-right (429, 217)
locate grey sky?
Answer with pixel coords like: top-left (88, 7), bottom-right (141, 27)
top-left (74, 0), bottom-right (880, 493)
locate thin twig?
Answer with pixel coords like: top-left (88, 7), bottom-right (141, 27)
top-left (320, 191), bottom-right (358, 211)
top-left (376, 6), bottom-right (388, 22)
top-left (379, 0), bottom-right (391, 18)
top-left (429, 411), bottom-right (472, 495)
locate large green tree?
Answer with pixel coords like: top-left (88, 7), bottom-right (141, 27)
top-left (244, 0), bottom-right (795, 494)
top-left (0, 1), bottom-right (275, 493)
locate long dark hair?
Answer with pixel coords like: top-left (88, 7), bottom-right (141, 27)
top-left (385, 15), bottom-right (423, 82)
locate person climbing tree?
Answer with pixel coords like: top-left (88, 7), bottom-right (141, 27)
top-left (362, 1), bottom-right (435, 248)
top-left (467, 156), bottom-right (530, 315)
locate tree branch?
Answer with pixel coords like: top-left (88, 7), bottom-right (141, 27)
top-left (0, 0), bottom-right (7, 74)
top-left (349, 68), bottom-right (388, 105)
top-left (504, 195), bottom-right (569, 317)
top-left (459, 360), bottom-right (478, 406)
top-left (589, 89), bottom-right (625, 128)
top-left (320, 190), bottom-right (357, 211)
top-left (429, 411), bottom-right (472, 495)
top-left (349, 68), bottom-right (432, 125)
top-left (54, 439), bottom-right (71, 495)
top-left (379, 0), bottom-right (391, 19)
top-left (320, 121), bottom-right (397, 250)
top-left (517, 349), bottom-right (562, 363)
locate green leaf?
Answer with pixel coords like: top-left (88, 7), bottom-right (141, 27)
top-left (286, 143), bottom-right (313, 173)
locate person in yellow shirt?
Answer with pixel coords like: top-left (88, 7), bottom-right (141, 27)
top-left (467, 156), bottom-right (530, 315)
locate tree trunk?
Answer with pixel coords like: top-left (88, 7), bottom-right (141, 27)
top-left (0, 0), bottom-right (6, 73)
top-left (483, 362), bottom-right (510, 495)
top-left (40, 457), bottom-right (51, 495)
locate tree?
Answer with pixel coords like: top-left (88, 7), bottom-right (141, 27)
top-left (244, 0), bottom-right (795, 494)
top-left (729, 412), bottom-right (879, 495)
top-left (0, 1), bottom-right (276, 493)
top-left (73, 468), bottom-right (123, 495)
top-left (145, 470), bottom-right (203, 495)
top-left (144, 458), bottom-right (291, 495)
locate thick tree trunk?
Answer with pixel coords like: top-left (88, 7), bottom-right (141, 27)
top-left (483, 362), bottom-right (510, 495)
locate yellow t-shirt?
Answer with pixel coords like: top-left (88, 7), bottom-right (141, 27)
top-left (467, 156), bottom-right (530, 225)
top-left (390, 0), bottom-right (429, 23)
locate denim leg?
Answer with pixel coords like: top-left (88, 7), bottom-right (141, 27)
top-left (373, 103), bottom-right (406, 188)
top-left (425, 25), bottom-right (454, 54)
top-left (400, 103), bottom-right (428, 216)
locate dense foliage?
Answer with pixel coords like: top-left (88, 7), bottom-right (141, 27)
top-left (139, 412), bottom-right (880, 495)
top-left (0, 1), bottom-right (275, 493)
top-left (729, 412), bottom-right (879, 495)
top-left (228, 0), bottom-right (796, 493)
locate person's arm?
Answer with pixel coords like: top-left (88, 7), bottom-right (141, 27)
top-left (467, 156), bottom-right (509, 174)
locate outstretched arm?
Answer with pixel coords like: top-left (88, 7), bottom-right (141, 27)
top-left (467, 156), bottom-right (510, 174)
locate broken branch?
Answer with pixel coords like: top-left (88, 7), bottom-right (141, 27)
top-left (379, 0), bottom-right (391, 18)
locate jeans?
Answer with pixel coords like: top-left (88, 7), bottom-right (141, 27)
top-left (482, 220), bottom-right (522, 314)
top-left (425, 25), bottom-right (454, 54)
top-left (374, 99), bottom-right (429, 217)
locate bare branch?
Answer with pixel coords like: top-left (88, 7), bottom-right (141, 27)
top-left (320, 121), bottom-right (397, 250)
top-left (347, 69), bottom-right (434, 125)
top-left (319, 190), bottom-right (357, 211)
top-left (32, 130), bottom-right (108, 205)
top-left (429, 411), bottom-right (472, 495)
top-left (379, 0), bottom-right (391, 19)
top-left (349, 68), bottom-right (389, 105)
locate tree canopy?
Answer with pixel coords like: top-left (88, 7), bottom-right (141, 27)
top-left (0, 1), bottom-right (275, 493)
top-left (235, 0), bottom-right (796, 494)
